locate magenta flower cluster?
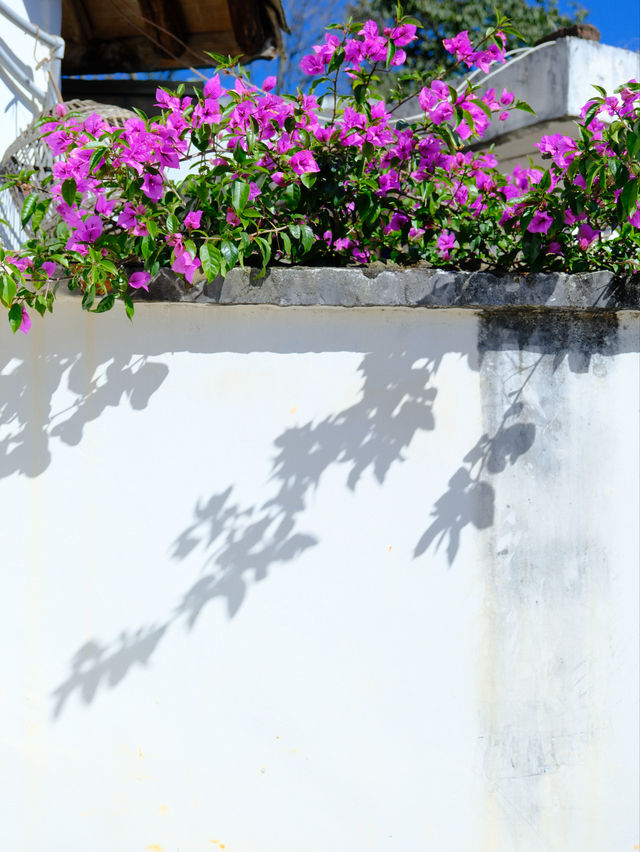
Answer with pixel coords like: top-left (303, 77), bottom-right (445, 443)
top-left (1, 13), bottom-right (638, 332)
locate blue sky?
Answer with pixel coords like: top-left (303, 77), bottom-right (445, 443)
top-left (558, 0), bottom-right (639, 50)
top-left (248, 0), bottom-right (639, 90)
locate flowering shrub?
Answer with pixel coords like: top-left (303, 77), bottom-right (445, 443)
top-left (0, 10), bottom-right (639, 332)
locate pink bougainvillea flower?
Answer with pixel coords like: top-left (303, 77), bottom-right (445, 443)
top-left (628, 207), bottom-right (640, 228)
top-left (226, 208), bottom-right (241, 226)
top-left (384, 23), bottom-right (417, 46)
top-left (262, 75), bottom-right (277, 92)
top-left (547, 241), bottom-right (564, 255)
top-left (437, 230), bottom-right (456, 259)
top-left (95, 195), bottom-right (116, 217)
top-left (527, 210), bottom-right (553, 234)
top-left (536, 134), bottom-right (577, 168)
top-left (184, 210), bottom-right (203, 229)
top-left (443, 30), bottom-right (474, 65)
top-left (352, 245), bottom-right (370, 263)
top-left (299, 52), bottom-right (326, 76)
top-left (46, 130), bottom-right (72, 156)
top-left (409, 227), bottom-right (425, 241)
top-left (203, 74), bottom-right (224, 99)
top-left (384, 211), bottom-right (409, 233)
top-left (75, 215), bottom-right (103, 243)
top-left (289, 150), bottom-right (320, 175)
top-left (141, 172), bottom-right (164, 202)
top-left (500, 88), bottom-right (515, 106)
top-left (41, 261), bottom-right (56, 277)
top-left (378, 170), bottom-right (400, 194)
top-left (172, 248), bottom-right (201, 284)
top-left (563, 208), bottom-right (586, 225)
top-left (19, 306), bottom-right (31, 334)
top-left (578, 223), bottom-right (599, 248)
top-left (129, 271), bottom-right (151, 291)
top-left (118, 202), bottom-right (147, 231)
top-left (271, 172), bottom-right (286, 187)
top-left (7, 255), bottom-right (33, 272)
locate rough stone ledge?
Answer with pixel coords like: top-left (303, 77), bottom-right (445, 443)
top-left (133, 266), bottom-right (640, 310)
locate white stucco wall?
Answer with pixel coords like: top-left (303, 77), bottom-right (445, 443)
top-left (0, 297), bottom-right (638, 851)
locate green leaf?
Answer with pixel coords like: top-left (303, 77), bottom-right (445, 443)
top-left (123, 293), bottom-right (135, 321)
top-left (300, 173), bottom-right (316, 189)
top-left (300, 225), bottom-right (315, 252)
top-left (328, 47), bottom-right (345, 74)
top-left (21, 193), bottom-right (38, 228)
top-left (33, 293), bottom-right (47, 316)
top-left (141, 234), bottom-right (154, 262)
top-left (61, 178), bottom-right (77, 206)
top-left (627, 130), bottom-right (640, 160)
top-left (166, 213), bottom-right (179, 233)
top-left (93, 293), bottom-right (115, 313)
top-left (288, 223), bottom-right (301, 240)
top-left (280, 231), bottom-right (292, 257)
top-left (81, 284), bottom-right (96, 310)
top-left (385, 40), bottom-right (396, 69)
top-left (539, 170), bottom-right (552, 192)
top-left (284, 182), bottom-right (301, 210)
top-left (231, 180), bottom-right (251, 213)
top-left (617, 178), bottom-right (639, 220)
top-left (221, 240), bottom-right (239, 268)
top-left (514, 100), bottom-right (536, 116)
top-left (0, 274), bottom-right (17, 308)
top-left (89, 147), bottom-right (108, 173)
top-left (199, 243), bottom-right (221, 281)
top-left (582, 103), bottom-right (600, 128)
top-left (521, 231), bottom-right (542, 265)
top-left (8, 303), bottom-right (22, 333)
top-left (31, 198), bottom-right (52, 232)
top-left (255, 235), bottom-right (271, 274)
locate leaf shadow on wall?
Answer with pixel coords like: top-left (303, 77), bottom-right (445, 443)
top-left (0, 348), bottom-right (169, 480)
top-left (50, 320), bottom-right (457, 716)
top-left (173, 345), bottom-right (442, 632)
top-left (413, 310), bottom-right (622, 566)
top-left (48, 308), bottom-right (630, 715)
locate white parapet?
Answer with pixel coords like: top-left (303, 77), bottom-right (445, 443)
top-left (475, 36), bottom-right (640, 170)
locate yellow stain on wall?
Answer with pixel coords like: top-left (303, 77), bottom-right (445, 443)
top-left (290, 406), bottom-right (297, 414)
top-left (209, 841), bottom-right (226, 849)
top-left (158, 805), bottom-right (169, 815)
top-left (145, 846), bottom-right (163, 852)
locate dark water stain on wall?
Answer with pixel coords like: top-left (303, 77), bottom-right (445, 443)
top-left (475, 308), bottom-right (624, 848)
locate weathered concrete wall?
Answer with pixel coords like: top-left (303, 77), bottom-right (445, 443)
top-left (0, 270), bottom-right (638, 851)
